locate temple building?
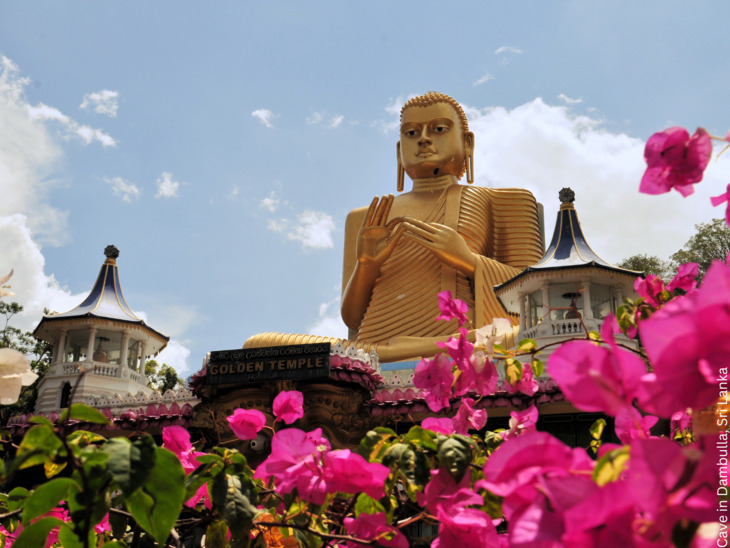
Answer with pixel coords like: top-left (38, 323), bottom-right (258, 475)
top-left (32, 246), bottom-right (172, 415)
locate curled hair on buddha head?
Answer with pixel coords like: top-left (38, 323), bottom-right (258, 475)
top-left (400, 91), bottom-right (470, 133)
top-left (399, 92), bottom-right (473, 185)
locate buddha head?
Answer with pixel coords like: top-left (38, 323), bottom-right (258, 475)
top-left (397, 92), bottom-right (475, 191)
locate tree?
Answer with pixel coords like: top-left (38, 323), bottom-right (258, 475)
top-left (0, 301), bottom-right (52, 424)
top-left (145, 359), bottom-right (184, 393)
top-left (616, 253), bottom-right (671, 279)
top-left (670, 218), bottom-right (730, 281)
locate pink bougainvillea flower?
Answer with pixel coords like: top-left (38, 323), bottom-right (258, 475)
top-left (671, 410), bottom-right (692, 436)
top-left (627, 437), bottom-right (717, 544)
top-left (468, 351), bottom-right (499, 396)
top-left (422, 417), bottom-right (456, 436)
top-left (254, 428), bottom-right (330, 504)
top-left (637, 260), bottom-right (730, 417)
top-left (272, 390), bottom-right (304, 424)
top-left (666, 262), bottom-right (700, 294)
top-left (501, 405), bottom-right (538, 441)
top-left (343, 513), bottom-right (408, 548)
top-left (452, 397), bottom-right (487, 434)
top-left (94, 514), bottom-right (111, 535)
top-left (480, 432), bottom-right (597, 547)
top-left (437, 328), bottom-right (473, 371)
top-left (413, 353), bottom-right (454, 412)
top-left (711, 182), bottom-right (730, 227)
top-left (418, 468), bottom-right (483, 520)
top-left (162, 426), bottom-right (210, 507)
top-left (227, 408), bottom-right (267, 440)
top-left (436, 290), bottom-right (469, 326)
top-left (323, 449), bottom-right (390, 500)
top-left (640, 127), bottom-right (712, 197)
top-left (613, 406), bottom-right (658, 444)
top-left (634, 274), bottom-right (666, 308)
top-left (548, 315), bottom-right (645, 417)
top-left (504, 360), bottom-right (538, 397)
top-left (433, 505), bottom-right (499, 548)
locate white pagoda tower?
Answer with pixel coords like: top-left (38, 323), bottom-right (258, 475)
top-left (33, 245), bottom-right (169, 414)
top-left (495, 188), bottom-right (641, 358)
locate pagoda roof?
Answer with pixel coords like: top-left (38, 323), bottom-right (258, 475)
top-left (34, 246), bottom-right (169, 342)
top-left (495, 189), bottom-right (641, 292)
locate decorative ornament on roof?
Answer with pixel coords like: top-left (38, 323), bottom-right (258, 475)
top-left (559, 187), bottom-right (575, 204)
top-left (104, 245), bottom-right (120, 260)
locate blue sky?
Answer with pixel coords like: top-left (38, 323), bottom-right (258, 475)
top-left (2, 1), bottom-right (729, 378)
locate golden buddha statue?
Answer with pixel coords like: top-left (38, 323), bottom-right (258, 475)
top-left (245, 92), bottom-right (543, 362)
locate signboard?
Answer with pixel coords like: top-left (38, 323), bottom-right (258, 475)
top-left (205, 343), bottom-right (331, 385)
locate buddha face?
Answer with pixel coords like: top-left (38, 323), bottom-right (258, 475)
top-left (399, 102), bottom-right (474, 181)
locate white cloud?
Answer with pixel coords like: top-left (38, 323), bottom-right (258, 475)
top-left (26, 101), bottom-right (116, 148)
top-left (373, 95), bottom-right (412, 134)
top-left (473, 72), bottom-right (494, 86)
top-left (267, 210), bottom-right (335, 249)
top-left (494, 46), bottom-right (523, 55)
top-left (290, 211), bottom-right (335, 249)
top-left (80, 89), bottom-right (119, 117)
top-left (156, 340), bottom-right (193, 379)
top-left (328, 115), bottom-right (344, 129)
top-left (155, 172), bottom-right (180, 198)
top-left (558, 93), bottom-right (583, 105)
top-left (252, 108), bottom-right (276, 128)
top-left (306, 112), bottom-right (324, 125)
top-left (307, 295), bottom-right (348, 339)
top-left (465, 98), bottom-right (729, 263)
top-left (260, 190), bottom-right (280, 212)
top-left (105, 176), bottom-right (141, 202)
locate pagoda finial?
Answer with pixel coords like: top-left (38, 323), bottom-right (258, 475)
top-left (104, 245), bottom-right (119, 259)
top-left (104, 245), bottom-right (119, 265)
top-left (559, 188), bottom-right (575, 210)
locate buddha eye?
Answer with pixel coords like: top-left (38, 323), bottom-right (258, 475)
top-left (434, 125), bottom-right (449, 133)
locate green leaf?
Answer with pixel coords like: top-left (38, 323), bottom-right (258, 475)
top-left (58, 403), bottom-right (110, 425)
top-left (7, 487), bottom-right (29, 511)
top-left (16, 425), bottom-right (63, 470)
top-left (403, 425), bottom-right (438, 451)
top-left (531, 358), bottom-right (545, 378)
top-left (103, 436), bottom-right (156, 496)
top-left (22, 478), bottom-right (81, 525)
top-left (125, 447), bottom-right (185, 546)
top-left (593, 446), bottom-right (630, 486)
top-left (590, 418), bottom-right (607, 440)
top-left (28, 416), bottom-right (54, 427)
top-left (504, 358), bottom-right (523, 386)
top-left (354, 493), bottom-right (386, 517)
top-left (517, 338), bottom-right (537, 353)
top-left (438, 437), bottom-right (472, 483)
top-left (13, 517), bottom-right (64, 548)
top-left (211, 472), bottom-right (258, 537)
top-left (587, 331), bottom-right (601, 341)
top-left (359, 428), bottom-right (397, 462)
top-left (205, 520), bottom-right (230, 548)
top-left (57, 523), bottom-right (89, 548)
top-left (196, 454), bottom-right (224, 465)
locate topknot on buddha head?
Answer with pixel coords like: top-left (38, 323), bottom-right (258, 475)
top-left (400, 92), bottom-right (470, 134)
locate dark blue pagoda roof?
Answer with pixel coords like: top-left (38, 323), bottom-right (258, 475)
top-left (35, 247), bottom-right (169, 341)
top-left (495, 190), bottom-right (642, 291)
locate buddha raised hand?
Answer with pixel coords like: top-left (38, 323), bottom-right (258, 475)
top-left (245, 92), bottom-right (543, 362)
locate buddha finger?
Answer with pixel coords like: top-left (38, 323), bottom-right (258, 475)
top-left (364, 196), bottom-right (380, 227)
top-left (397, 216), bottom-right (439, 234)
top-left (385, 216), bottom-right (409, 230)
top-left (372, 194), bottom-right (394, 226)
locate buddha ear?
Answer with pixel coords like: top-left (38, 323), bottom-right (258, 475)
top-left (464, 131), bottom-right (475, 184)
top-left (396, 141), bottom-right (405, 192)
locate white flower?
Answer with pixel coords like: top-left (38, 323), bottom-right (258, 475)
top-left (474, 318), bottom-right (514, 359)
top-left (0, 347), bottom-right (37, 405)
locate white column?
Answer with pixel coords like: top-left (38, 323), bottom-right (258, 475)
top-left (540, 283), bottom-right (550, 322)
top-left (518, 294), bottom-right (527, 332)
top-left (139, 341), bottom-right (148, 373)
top-left (120, 331), bottom-right (130, 369)
top-left (86, 327), bottom-right (97, 362)
top-left (55, 330), bottom-right (68, 364)
top-left (582, 281), bottom-right (593, 319)
top-left (613, 286), bottom-right (624, 313)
